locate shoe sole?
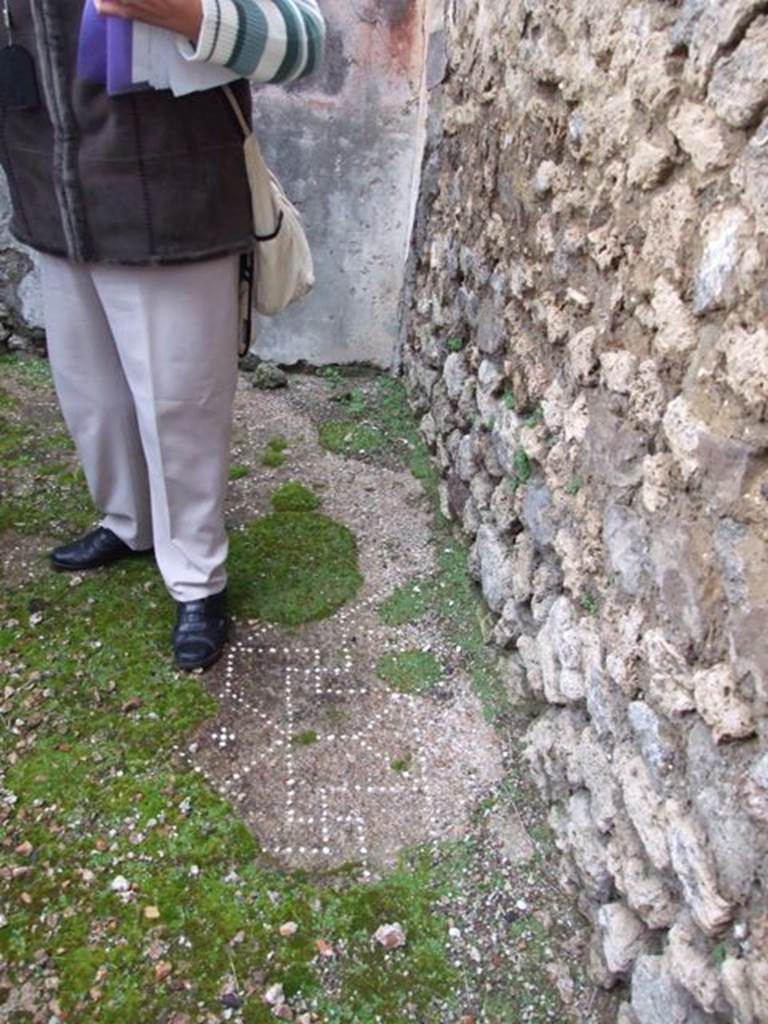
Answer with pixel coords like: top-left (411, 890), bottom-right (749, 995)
top-left (174, 644), bottom-right (226, 672)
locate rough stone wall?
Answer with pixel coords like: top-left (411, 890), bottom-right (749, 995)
top-left (403, 2), bottom-right (768, 1021)
top-left (0, 181), bottom-right (45, 343)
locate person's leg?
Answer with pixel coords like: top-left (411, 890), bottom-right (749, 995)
top-left (38, 253), bottom-right (153, 550)
top-left (89, 254), bottom-right (240, 603)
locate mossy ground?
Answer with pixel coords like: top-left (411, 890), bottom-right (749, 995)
top-left (261, 435), bottom-right (289, 468)
top-left (316, 371), bottom-right (433, 485)
top-left (0, 355), bottom-right (592, 1023)
top-left (377, 543), bottom-right (507, 723)
top-left (311, 367), bottom-right (509, 723)
top-left (0, 354), bottom-right (92, 540)
top-left (375, 651), bottom-right (443, 695)
top-left (229, 481), bottom-right (362, 626)
top-left (0, 356), bottom-right (461, 1022)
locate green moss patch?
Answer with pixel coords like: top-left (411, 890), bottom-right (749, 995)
top-left (0, 537), bottom-right (458, 1024)
top-left (377, 538), bottom-right (508, 724)
top-left (0, 563), bottom-right (460, 1019)
top-left (318, 419), bottom-right (386, 456)
top-left (230, 510), bottom-right (362, 626)
top-left (378, 579), bottom-right (432, 627)
top-left (0, 355), bottom-right (456, 1021)
top-left (0, 360), bottom-right (93, 539)
top-left (376, 650), bottom-right (443, 695)
top-left (508, 446), bottom-right (532, 494)
top-left (390, 753), bottom-right (413, 774)
top-left (317, 376), bottom-right (440, 490)
top-left (271, 481), bottom-right (320, 513)
top-left (0, 352), bottom-right (54, 389)
top-left (291, 729), bottom-right (319, 747)
top-left (261, 435), bottom-right (289, 467)
top-left (228, 462), bottom-right (250, 481)
top-left (261, 447), bottom-right (286, 467)
top-left (266, 434), bottom-right (289, 452)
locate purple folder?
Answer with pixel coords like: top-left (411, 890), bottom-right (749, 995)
top-left (76, 0), bottom-right (149, 95)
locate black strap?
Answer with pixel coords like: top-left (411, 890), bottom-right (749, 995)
top-left (254, 208), bottom-right (283, 242)
top-left (238, 251), bottom-right (255, 357)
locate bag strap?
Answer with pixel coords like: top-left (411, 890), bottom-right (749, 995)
top-left (223, 83), bottom-right (251, 139)
top-left (223, 83), bottom-right (272, 175)
top-left (223, 82), bottom-right (285, 244)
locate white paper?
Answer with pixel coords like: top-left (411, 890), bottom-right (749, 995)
top-left (130, 24), bottom-right (240, 98)
top-left (131, 22), bottom-right (153, 84)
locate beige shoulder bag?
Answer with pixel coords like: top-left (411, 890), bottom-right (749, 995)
top-left (223, 85), bottom-right (315, 319)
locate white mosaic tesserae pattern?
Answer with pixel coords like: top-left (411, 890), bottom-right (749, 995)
top-left (189, 607), bottom-right (502, 875)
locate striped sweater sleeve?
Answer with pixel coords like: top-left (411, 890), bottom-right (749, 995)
top-left (177, 0), bottom-right (325, 84)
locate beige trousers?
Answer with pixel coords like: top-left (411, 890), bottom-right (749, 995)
top-left (39, 252), bottom-right (240, 602)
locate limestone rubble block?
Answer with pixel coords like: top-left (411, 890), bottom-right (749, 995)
top-left (693, 207), bottom-right (759, 315)
top-left (509, 531), bottom-right (534, 603)
top-left (584, 647), bottom-right (627, 742)
top-left (536, 596), bottom-right (585, 704)
top-left (668, 100), bottom-right (740, 174)
top-left (627, 138), bottom-right (674, 191)
top-left (533, 159), bottom-right (557, 196)
top-left (562, 393), bottom-right (589, 444)
top-left (639, 180), bottom-right (697, 281)
top-left (650, 277), bottom-right (697, 353)
top-left (666, 801), bottom-right (734, 936)
top-left (631, 954), bottom-right (714, 1024)
top-left (732, 114), bottom-right (768, 225)
top-left (744, 751), bottom-right (768, 824)
top-left (473, 524), bottom-right (516, 614)
top-left (640, 454), bottom-right (676, 514)
top-left (721, 951), bottom-right (768, 1024)
top-left (682, 0), bottom-right (768, 88)
top-left (555, 791), bottom-right (613, 902)
top-left (567, 325), bottom-right (599, 384)
top-left (686, 722), bottom-right (765, 907)
top-left (627, 360), bottom-right (666, 432)
top-left (600, 350), bottom-right (638, 394)
top-left (598, 902), bottom-right (649, 976)
top-left (523, 709), bottom-right (583, 802)
top-left (707, 17), bottom-right (768, 128)
top-left (642, 629), bottom-right (696, 716)
top-left (627, 700), bottom-right (677, 790)
top-left (721, 324), bottom-right (768, 417)
top-left (604, 607), bottom-right (644, 698)
top-left (442, 350), bottom-right (469, 400)
top-left (662, 396), bottom-right (705, 481)
top-left (693, 663), bottom-right (758, 743)
top-left (586, 396), bottom-right (647, 490)
top-left (602, 504), bottom-right (650, 598)
top-left (668, 914), bottom-right (725, 1015)
top-left (606, 820), bottom-right (679, 930)
top-left (617, 752), bottom-right (670, 871)
top-left (575, 726), bottom-right (618, 834)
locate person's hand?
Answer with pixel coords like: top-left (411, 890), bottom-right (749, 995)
top-left (93, 0), bottom-right (203, 42)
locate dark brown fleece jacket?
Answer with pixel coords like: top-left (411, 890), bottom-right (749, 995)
top-left (0, 0), bottom-right (254, 265)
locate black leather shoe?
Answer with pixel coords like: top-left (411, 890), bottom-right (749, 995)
top-left (172, 588), bottom-right (229, 671)
top-left (50, 527), bottom-right (153, 572)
